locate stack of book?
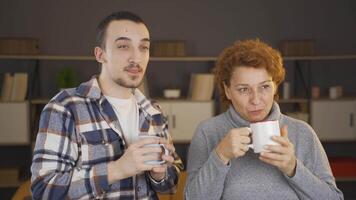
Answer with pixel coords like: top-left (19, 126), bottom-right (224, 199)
top-left (279, 39), bottom-right (315, 56)
top-left (188, 73), bottom-right (215, 101)
top-left (1, 73), bottom-right (28, 102)
top-left (0, 38), bottom-right (39, 55)
top-left (151, 40), bottom-right (186, 57)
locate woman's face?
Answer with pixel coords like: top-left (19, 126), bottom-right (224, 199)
top-left (224, 66), bottom-right (276, 122)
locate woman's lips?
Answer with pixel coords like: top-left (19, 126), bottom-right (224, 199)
top-left (249, 109), bottom-right (263, 115)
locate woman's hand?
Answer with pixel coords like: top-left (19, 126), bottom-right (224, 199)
top-left (259, 126), bottom-right (297, 177)
top-left (215, 127), bottom-right (251, 165)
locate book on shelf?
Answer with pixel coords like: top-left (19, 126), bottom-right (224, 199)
top-left (10, 73), bottom-right (28, 101)
top-left (0, 72), bottom-right (28, 102)
top-left (1, 73), bottom-right (14, 101)
top-left (188, 73), bottom-right (215, 101)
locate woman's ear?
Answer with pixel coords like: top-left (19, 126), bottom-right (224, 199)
top-left (223, 82), bottom-right (231, 100)
top-left (94, 46), bottom-right (106, 63)
top-left (273, 82), bottom-right (278, 95)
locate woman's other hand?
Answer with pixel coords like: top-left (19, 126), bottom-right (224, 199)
top-left (259, 126), bottom-right (297, 177)
top-left (215, 127), bottom-right (251, 165)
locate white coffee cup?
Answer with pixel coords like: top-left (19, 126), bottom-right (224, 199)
top-left (139, 135), bottom-right (169, 165)
top-left (248, 120), bottom-right (281, 153)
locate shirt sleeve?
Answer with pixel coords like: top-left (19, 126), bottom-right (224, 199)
top-left (30, 102), bottom-right (110, 200)
top-left (284, 125), bottom-right (344, 200)
top-left (184, 126), bottom-right (231, 200)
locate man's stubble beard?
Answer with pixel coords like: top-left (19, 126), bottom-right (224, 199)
top-left (114, 75), bottom-right (143, 89)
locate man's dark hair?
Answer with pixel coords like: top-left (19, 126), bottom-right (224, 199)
top-left (96, 11), bottom-right (146, 49)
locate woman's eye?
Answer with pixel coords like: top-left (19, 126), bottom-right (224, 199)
top-left (262, 84), bottom-right (270, 89)
top-left (238, 88), bottom-right (249, 93)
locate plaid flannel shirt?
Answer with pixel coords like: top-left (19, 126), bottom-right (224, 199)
top-left (31, 76), bottom-right (183, 199)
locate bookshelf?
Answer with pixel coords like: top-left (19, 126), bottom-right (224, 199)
top-left (2, 53), bottom-right (356, 113)
top-left (1, 54), bottom-right (356, 195)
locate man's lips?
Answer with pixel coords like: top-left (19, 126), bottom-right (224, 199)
top-left (125, 66), bottom-right (142, 75)
top-left (126, 67), bottom-right (140, 74)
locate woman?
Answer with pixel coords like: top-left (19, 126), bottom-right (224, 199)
top-left (185, 39), bottom-right (343, 199)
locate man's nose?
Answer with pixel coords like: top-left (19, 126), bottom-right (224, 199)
top-left (128, 48), bottom-right (142, 64)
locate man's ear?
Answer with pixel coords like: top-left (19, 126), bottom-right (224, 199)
top-left (94, 46), bottom-right (106, 63)
top-left (223, 82), bottom-right (231, 100)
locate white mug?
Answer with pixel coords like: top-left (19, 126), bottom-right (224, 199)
top-left (139, 135), bottom-right (169, 165)
top-left (248, 120), bottom-right (281, 153)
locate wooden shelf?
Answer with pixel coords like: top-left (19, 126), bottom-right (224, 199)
top-left (0, 55), bottom-right (95, 61)
top-left (30, 98), bottom-right (49, 105)
top-left (0, 55), bottom-right (216, 62)
top-left (278, 98), bottom-right (308, 103)
top-left (284, 54), bottom-right (356, 61)
top-left (151, 56), bottom-right (216, 61)
top-left (1, 54), bottom-right (356, 62)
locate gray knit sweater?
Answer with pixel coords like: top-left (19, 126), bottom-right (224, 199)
top-left (185, 102), bottom-right (343, 200)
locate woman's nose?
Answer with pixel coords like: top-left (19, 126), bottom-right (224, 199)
top-left (249, 90), bottom-right (261, 105)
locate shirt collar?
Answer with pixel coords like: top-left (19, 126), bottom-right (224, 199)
top-left (75, 75), bottom-right (161, 116)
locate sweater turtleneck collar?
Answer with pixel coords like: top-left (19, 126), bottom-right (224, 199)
top-left (226, 101), bottom-right (282, 128)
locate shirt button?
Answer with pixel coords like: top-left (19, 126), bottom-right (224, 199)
top-left (102, 140), bottom-right (106, 144)
top-left (137, 186), bottom-right (141, 192)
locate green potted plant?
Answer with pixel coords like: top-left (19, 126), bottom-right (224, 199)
top-left (56, 67), bottom-right (78, 91)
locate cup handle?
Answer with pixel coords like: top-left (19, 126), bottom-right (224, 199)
top-left (246, 127), bottom-right (253, 149)
top-left (157, 144), bottom-right (169, 164)
top-left (160, 144), bottom-right (170, 156)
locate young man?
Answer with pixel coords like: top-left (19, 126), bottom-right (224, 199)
top-left (31, 11), bottom-right (183, 199)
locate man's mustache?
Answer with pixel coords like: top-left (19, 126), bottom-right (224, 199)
top-left (124, 63), bottom-right (142, 72)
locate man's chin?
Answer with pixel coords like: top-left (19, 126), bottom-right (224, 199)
top-left (116, 80), bottom-right (142, 89)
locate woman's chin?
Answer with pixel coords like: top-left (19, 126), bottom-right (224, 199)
top-left (247, 113), bottom-right (267, 122)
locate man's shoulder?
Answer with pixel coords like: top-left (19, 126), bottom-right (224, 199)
top-left (44, 88), bottom-right (90, 114)
top-left (49, 88), bottom-right (82, 104)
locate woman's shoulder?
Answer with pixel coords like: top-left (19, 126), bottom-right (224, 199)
top-left (281, 114), bottom-right (317, 141)
top-left (191, 113), bottom-right (231, 148)
top-left (197, 112), bottom-right (229, 130)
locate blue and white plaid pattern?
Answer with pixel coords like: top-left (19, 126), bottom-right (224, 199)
top-left (31, 76), bottom-right (183, 199)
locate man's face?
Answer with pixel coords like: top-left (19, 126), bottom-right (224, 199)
top-left (98, 20), bottom-right (150, 88)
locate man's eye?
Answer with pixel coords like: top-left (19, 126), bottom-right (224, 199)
top-left (118, 45), bottom-right (129, 49)
top-left (141, 45), bottom-right (149, 50)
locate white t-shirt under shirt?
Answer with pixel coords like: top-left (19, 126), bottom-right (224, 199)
top-left (105, 95), bottom-right (139, 145)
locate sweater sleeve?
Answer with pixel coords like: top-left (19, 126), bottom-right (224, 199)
top-left (284, 124), bottom-right (344, 200)
top-left (185, 126), bottom-right (231, 200)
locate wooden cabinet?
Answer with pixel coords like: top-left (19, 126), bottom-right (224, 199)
top-left (311, 100), bottom-right (356, 141)
top-left (158, 100), bottom-right (214, 142)
top-left (0, 102), bottom-right (30, 144)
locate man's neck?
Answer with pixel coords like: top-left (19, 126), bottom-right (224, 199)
top-left (98, 75), bottom-right (132, 99)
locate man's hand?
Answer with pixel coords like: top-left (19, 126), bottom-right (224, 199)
top-left (148, 137), bottom-right (175, 181)
top-left (107, 137), bottom-right (163, 184)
